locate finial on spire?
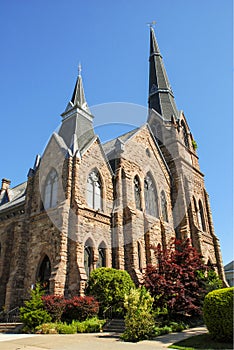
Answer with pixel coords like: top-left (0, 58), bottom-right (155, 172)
top-left (78, 62), bottom-right (82, 77)
top-left (147, 21), bottom-right (156, 28)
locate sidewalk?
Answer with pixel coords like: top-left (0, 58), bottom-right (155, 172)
top-left (0, 326), bottom-right (207, 350)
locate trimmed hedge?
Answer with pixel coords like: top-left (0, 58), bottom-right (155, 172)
top-left (203, 287), bottom-right (234, 341)
top-left (86, 267), bottom-right (135, 316)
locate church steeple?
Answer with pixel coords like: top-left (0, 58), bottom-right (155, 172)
top-left (148, 26), bottom-right (178, 119)
top-left (65, 64), bottom-right (90, 114)
top-left (59, 66), bottom-right (95, 154)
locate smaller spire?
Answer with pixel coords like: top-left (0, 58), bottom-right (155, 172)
top-left (64, 64), bottom-right (90, 114)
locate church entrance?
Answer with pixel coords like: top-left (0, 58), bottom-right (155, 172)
top-left (37, 255), bottom-right (51, 292)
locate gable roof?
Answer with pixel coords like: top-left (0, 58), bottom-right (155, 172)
top-left (0, 181), bottom-right (27, 212)
top-left (102, 127), bottom-right (139, 156)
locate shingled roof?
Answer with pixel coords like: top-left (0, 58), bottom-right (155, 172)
top-left (0, 181), bottom-right (27, 212)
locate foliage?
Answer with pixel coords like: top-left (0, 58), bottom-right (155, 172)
top-left (143, 238), bottom-right (206, 318)
top-left (121, 287), bottom-right (155, 342)
top-left (203, 287), bottom-right (234, 341)
top-left (62, 296), bottom-right (99, 323)
top-left (153, 322), bottom-right (187, 337)
top-left (35, 318), bottom-right (105, 334)
top-left (191, 139), bottom-right (198, 150)
top-left (197, 269), bottom-right (222, 294)
top-left (42, 295), bottom-right (66, 322)
top-left (56, 322), bottom-right (77, 334)
top-left (86, 267), bottom-right (135, 316)
top-left (73, 317), bottom-right (105, 333)
top-left (20, 284), bottom-right (51, 331)
top-left (35, 323), bottom-right (58, 334)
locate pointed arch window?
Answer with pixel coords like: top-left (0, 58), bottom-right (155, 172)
top-left (87, 170), bottom-right (102, 210)
top-left (198, 200), bottom-right (206, 232)
top-left (134, 176), bottom-right (142, 210)
top-left (144, 173), bottom-right (158, 217)
top-left (37, 255), bottom-right (51, 292)
top-left (137, 241), bottom-right (142, 271)
top-left (181, 121), bottom-right (189, 148)
top-left (96, 242), bottom-right (106, 269)
top-left (161, 190), bottom-right (168, 222)
top-left (84, 240), bottom-right (94, 277)
top-left (44, 169), bottom-right (58, 210)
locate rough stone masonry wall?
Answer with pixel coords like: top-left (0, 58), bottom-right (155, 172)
top-left (67, 139), bottom-right (114, 294)
top-left (115, 126), bottom-right (176, 283)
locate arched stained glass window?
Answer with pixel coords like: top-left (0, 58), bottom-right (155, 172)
top-left (134, 176), bottom-right (141, 210)
top-left (181, 121), bottom-right (189, 148)
top-left (96, 242), bottom-right (106, 268)
top-left (137, 241), bottom-right (142, 271)
top-left (144, 173), bottom-right (158, 217)
top-left (198, 200), bottom-right (206, 232)
top-left (161, 190), bottom-right (168, 222)
top-left (84, 241), bottom-right (93, 277)
top-left (87, 170), bottom-right (102, 210)
top-left (44, 169), bottom-right (58, 210)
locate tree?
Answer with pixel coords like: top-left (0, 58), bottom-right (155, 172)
top-left (86, 267), bottom-right (135, 317)
top-left (122, 287), bottom-right (155, 342)
top-left (20, 283), bottom-right (51, 332)
top-left (143, 238), bottom-right (206, 319)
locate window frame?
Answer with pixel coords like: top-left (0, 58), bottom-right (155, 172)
top-left (44, 168), bottom-right (58, 210)
top-left (86, 170), bottom-right (102, 211)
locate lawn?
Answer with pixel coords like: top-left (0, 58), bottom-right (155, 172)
top-left (168, 333), bottom-right (233, 349)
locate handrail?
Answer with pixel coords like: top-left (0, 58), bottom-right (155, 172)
top-left (0, 306), bottom-right (20, 323)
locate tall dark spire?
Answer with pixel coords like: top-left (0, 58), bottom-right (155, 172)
top-left (148, 26), bottom-right (178, 119)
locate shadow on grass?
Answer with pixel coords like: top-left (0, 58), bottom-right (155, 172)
top-left (168, 333), bottom-right (233, 349)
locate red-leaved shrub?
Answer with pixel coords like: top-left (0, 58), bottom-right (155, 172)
top-left (42, 295), bottom-right (66, 322)
top-left (143, 238), bottom-right (206, 318)
top-left (62, 296), bottom-right (99, 323)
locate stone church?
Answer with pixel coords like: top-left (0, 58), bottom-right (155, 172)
top-left (0, 28), bottom-right (226, 311)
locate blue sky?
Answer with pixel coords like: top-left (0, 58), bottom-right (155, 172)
top-left (0, 0), bottom-right (233, 265)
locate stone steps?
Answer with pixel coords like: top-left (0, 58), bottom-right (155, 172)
top-left (0, 323), bottom-right (23, 334)
top-left (103, 318), bottom-right (125, 333)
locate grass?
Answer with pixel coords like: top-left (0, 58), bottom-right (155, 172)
top-left (168, 333), bottom-right (233, 349)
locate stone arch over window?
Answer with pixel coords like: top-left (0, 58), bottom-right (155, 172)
top-left (37, 255), bottom-right (51, 292)
top-left (87, 169), bottom-right (102, 210)
top-left (84, 238), bottom-right (94, 277)
top-left (181, 120), bottom-right (189, 148)
top-left (144, 172), bottom-right (158, 217)
top-left (44, 168), bottom-right (58, 210)
top-left (134, 175), bottom-right (142, 210)
top-left (198, 199), bottom-right (206, 232)
top-left (160, 190), bottom-right (168, 222)
top-left (96, 241), bottom-right (106, 268)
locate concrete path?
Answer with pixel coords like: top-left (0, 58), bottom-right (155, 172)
top-left (0, 326), bottom-right (207, 350)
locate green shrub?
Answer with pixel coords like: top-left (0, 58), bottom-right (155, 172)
top-left (35, 323), bottom-right (58, 334)
top-left (197, 269), bottom-right (223, 294)
top-left (73, 317), bottom-right (105, 333)
top-left (203, 287), bottom-right (234, 341)
top-left (20, 284), bottom-right (51, 331)
top-left (86, 267), bottom-right (135, 317)
top-left (122, 287), bottom-right (155, 342)
top-left (56, 322), bottom-right (77, 334)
